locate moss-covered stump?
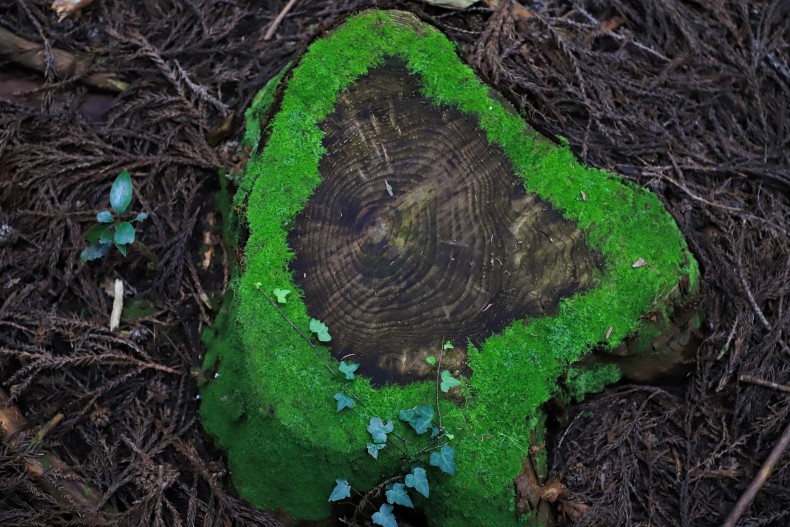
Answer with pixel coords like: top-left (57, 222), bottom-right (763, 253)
top-left (200, 10), bottom-right (698, 527)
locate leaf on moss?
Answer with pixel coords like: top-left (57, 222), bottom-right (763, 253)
top-left (339, 360), bottom-right (359, 380)
top-left (440, 370), bottom-right (461, 393)
top-left (367, 417), bottom-right (393, 444)
top-left (443, 341), bottom-right (454, 350)
top-left (404, 467), bottom-right (429, 498)
top-left (367, 442), bottom-right (385, 459)
top-left (430, 444), bottom-right (456, 475)
top-left (309, 318), bottom-right (331, 342)
top-left (333, 392), bottom-right (354, 412)
top-left (273, 288), bottom-right (290, 303)
top-left (399, 405), bottom-right (434, 434)
top-left (372, 503), bottom-right (397, 527)
top-left (385, 483), bottom-right (413, 508)
top-left (632, 257), bottom-right (647, 268)
top-left (425, 356), bottom-right (436, 365)
top-left (328, 479), bottom-right (351, 502)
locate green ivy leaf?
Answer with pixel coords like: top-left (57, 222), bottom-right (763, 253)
top-left (96, 210), bottom-right (114, 223)
top-left (385, 483), bottom-right (413, 508)
top-left (443, 341), bottom-right (454, 350)
top-left (110, 170), bottom-right (133, 214)
top-left (440, 370), bottom-right (461, 393)
top-left (367, 418), bottom-right (393, 444)
top-left (430, 444), bottom-right (456, 475)
top-left (339, 361), bottom-right (359, 380)
top-left (86, 224), bottom-right (109, 242)
top-left (133, 212), bottom-right (149, 222)
top-left (425, 356), bottom-right (436, 365)
top-left (333, 392), bottom-right (354, 412)
top-left (115, 242), bottom-right (128, 256)
top-left (80, 241), bottom-right (112, 262)
top-left (273, 288), bottom-right (290, 303)
top-left (372, 503), bottom-right (398, 527)
top-left (309, 318), bottom-right (331, 342)
top-left (114, 222), bottom-right (135, 245)
top-left (367, 443), bottom-right (385, 459)
top-left (399, 405), bottom-right (434, 435)
top-left (328, 479), bottom-right (351, 502)
top-left (404, 467), bottom-right (429, 498)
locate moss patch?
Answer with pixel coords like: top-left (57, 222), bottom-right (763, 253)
top-left (200, 10), bottom-right (697, 526)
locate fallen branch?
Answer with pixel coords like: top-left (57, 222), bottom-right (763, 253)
top-left (722, 419), bottom-right (790, 527)
top-left (738, 374), bottom-right (790, 394)
top-left (0, 387), bottom-right (107, 517)
top-left (264, 0), bottom-right (300, 41)
top-left (0, 26), bottom-right (126, 92)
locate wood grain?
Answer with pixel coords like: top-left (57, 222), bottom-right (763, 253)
top-left (288, 64), bottom-right (604, 385)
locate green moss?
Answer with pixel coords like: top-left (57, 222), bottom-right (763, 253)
top-left (564, 364), bottom-right (623, 403)
top-left (200, 10), bottom-right (697, 527)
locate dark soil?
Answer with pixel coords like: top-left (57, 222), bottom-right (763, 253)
top-left (1, 1), bottom-right (788, 526)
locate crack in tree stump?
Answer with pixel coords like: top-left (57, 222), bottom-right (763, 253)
top-left (289, 64), bottom-right (604, 385)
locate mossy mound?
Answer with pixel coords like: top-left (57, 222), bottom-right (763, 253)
top-left (200, 10), bottom-right (698, 527)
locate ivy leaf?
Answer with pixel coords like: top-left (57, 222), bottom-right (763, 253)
top-left (333, 392), bottom-right (354, 412)
top-left (425, 356), bottom-right (436, 365)
top-left (110, 170), bottom-right (133, 214)
top-left (399, 406), bottom-right (434, 435)
top-left (440, 370), bottom-right (461, 393)
top-left (443, 341), bottom-right (454, 350)
top-left (339, 361), bottom-right (359, 380)
top-left (273, 288), bottom-right (290, 304)
top-left (86, 224), bottom-right (109, 242)
top-left (328, 479), bottom-right (351, 502)
top-left (430, 444), bottom-right (456, 475)
top-left (309, 318), bottom-right (331, 342)
top-left (80, 241), bottom-right (112, 262)
top-left (96, 210), bottom-right (114, 223)
top-left (133, 212), bottom-right (149, 222)
top-left (114, 222), bottom-right (135, 245)
top-left (367, 443), bottom-right (385, 459)
top-left (372, 503), bottom-right (398, 527)
top-left (404, 467), bottom-right (429, 498)
top-left (367, 418), bottom-right (393, 444)
top-left (430, 426), bottom-right (440, 439)
top-left (115, 242), bottom-right (128, 256)
top-left (386, 483), bottom-right (414, 508)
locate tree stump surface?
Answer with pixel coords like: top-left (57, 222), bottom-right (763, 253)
top-left (289, 63), bottom-right (604, 385)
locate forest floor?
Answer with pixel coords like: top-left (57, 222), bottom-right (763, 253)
top-left (1, 1), bottom-right (788, 526)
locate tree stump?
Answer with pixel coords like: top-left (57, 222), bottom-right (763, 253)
top-left (200, 10), bottom-right (698, 527)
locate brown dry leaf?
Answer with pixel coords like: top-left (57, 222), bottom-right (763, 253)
top-left (580, 190), bottom-right (588, 201)
top-left (560, 500), bottom-right (592, 521)
top-left (632, 257), bottom-right (647, 268)
top-left (51, 0), bottom-right (94, 22)
top-left (605, 326), bottom-right (613, 339)
top-left (540, 477), bottom-right (567, 502)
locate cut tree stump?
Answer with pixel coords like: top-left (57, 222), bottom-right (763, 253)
top-left (200, 10), bottom-right (698, 527)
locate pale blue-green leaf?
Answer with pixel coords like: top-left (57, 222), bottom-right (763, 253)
top-left (372, 503), bottom-right (398, 527)
top-left (333, 392), bottom-right (354, 412)
top-left (440, 370), bottom-right (461, 393)
top-left (367, 443), bottom-right (385, 458)
top-left (110, 170), bottom-right (133, 213)
top-left (328, 479), bottom-right (351, 502)
top-left (80, 241), bottom-right (112, 262)
top-left (273, 288), bottom-right (290, 303)
top-left (99, 226), bottom-right (113, 243)
top-left (398, 405), bottom-right (434, 435)
top-left (430, 444), bottom-right (456, 475)
top-left (425, 356), bottom-right (436, 365)
top-left (309, 318), bottom-right (331, 342)
top-left (115, 241), bottom-right (127, 256)
top-left (367, 418), bottom-right (393, 444)
top-left (133, 212), bottom-right (149, 222)
top-left (339, 361), bottom-right (359, 380)
top-left (114, 222), bottom-right (135, 245)
top-left (385, 483), bottom-right (413, 508)
top-left (404, 467), bottom-right (429, 498)
top-left (430, 426), bottom-right (440, 439)
top-left (96, 210), bottom-right (114, 223)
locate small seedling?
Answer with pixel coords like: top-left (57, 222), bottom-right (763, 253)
top-left (81, 170), bottom-right (148, 262)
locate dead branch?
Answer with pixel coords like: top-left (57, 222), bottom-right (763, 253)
top-left (264, 0), bottom-right (300, 41)
top-left (0, 26), bottom-right (126, 91)
top-left (738, 375), bottom-right (790, 394)
top-left (722, 419), bottom-right (790, 527)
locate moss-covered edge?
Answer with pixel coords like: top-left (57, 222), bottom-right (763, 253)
top-left (200, 10), bottom-right (698, 527)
